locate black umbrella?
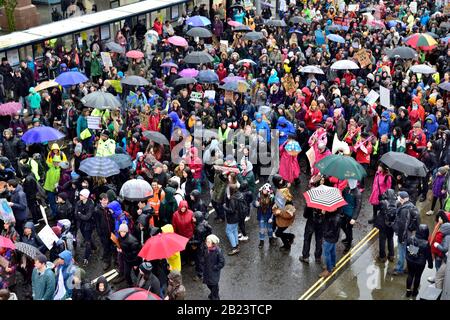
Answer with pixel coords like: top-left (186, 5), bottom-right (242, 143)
top-left (380, 152), bottom-right (428, 177)
top-left (438, 82), bottom-right (450, 92)
top-left (289, 16), bottom-right (307, 24)
top-left (142, 131), bottom-right (170, 145)
top-left (386, 46), bottom-right (418, 59)
top-left (184, 51), bottom-right (214, 64)
top-left (79, 157), bottom-right (120, 177)
top-left (105, 42), bottom-right (125, 54)
top-left (229, 3), bottom-right (244, 10)
top-left (173, 77), bottom-right (197, 86)
top-left (243, 31), bottom-right (265, 41)
top-left (80, 91), bottom-right (121, 110)
top-left (15, 242), bottom-right (42, 259)
top-left (265, 19), bottom-right (287, 27)
top-left (186, 27), bottom-right (212, 38)
top-left (232, 25), bottom-right (252, 32)
top-left (106, 154), bottom-right (132, 169)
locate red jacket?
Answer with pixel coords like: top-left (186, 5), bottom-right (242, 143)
top-left (217, 67), bottom-right (227, 81)
top-left (172, 200), bottom-right (194, 239)
top-left (304, 109), bottom-right (323, 131)
top-left (148, 113), bottom-right (161, 132)
top-left (136, 159), bottom-right (150, 176)
top-left (329, 176), bottom-right (348, 191)
top-left (355, 140), bottom-right (373, 164)
top-left (153, 21), bottom-right (163, 35)
top-left (185, 147), bottom-right (203, 180)
top-left (127, 141), bottom-right (140, 160)
top-left (406, 129), bottom-right (427, 158)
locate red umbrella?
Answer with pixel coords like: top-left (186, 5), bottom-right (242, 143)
top-left (108, 287), bottom-right (162, 300)
top-left (0, 235), bottom-right (16, 250)
top-left (0, 102), bottom-right (22, 116)
top-left (138, 232), bottom-right (189, 261)
top-left (126, 50), bottom-right (145, 59)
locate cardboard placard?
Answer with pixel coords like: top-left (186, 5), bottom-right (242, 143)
top-left (100, 52), bottom-right (112, 68)
top-left (364, 90), bottom-right (380, 105)
top-left (224, 90), bottom-right (234, 102)
top-left (213, 165), bottom-right (241, 173)
top-left (281, 73), bottom-right (298, 96)
top-left (190, 92), bottom-right (203, 103)
top-left (0, 199), bottom-right (14, 222)
top-left (379, 86), bottom-right (390, 108)
top-left (354, 49), bottom-right (371, 68)
top-left (87, 116), bottom-right (102, 130)
top-left (38, 225), bottom-right (59, 250)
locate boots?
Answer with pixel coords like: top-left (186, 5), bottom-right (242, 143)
top-left (258, 240), bottom-right (264, 249)
top-left (406, 289), bottom-right (412, 298)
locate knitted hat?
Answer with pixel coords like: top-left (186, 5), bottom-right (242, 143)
top-left (118, 223), bottom-right (129, 233)
top-left (398, 191), bottom-right (409, 199)
top-left (80, 189), bottom-right (90, 198)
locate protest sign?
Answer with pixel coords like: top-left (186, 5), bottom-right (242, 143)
top-left (0, 255), bottom-right (9, 268)
top-left (87, 116), bottom-right (102, 130)
top-left (190, 91), bottom-right (203, 102)
top-left (224, 90), bottom-right (234, 102)
top-left (0, 198), bottom-right (14, 222)
top-left (204, 90), bottom-right (216, 100)
top-left (281, 73), bottom-right (298, 96)
top-left (379, 86), bottom-right (390, 108)
top-left (220, 40), bottom-right (228, 54)
top-left (364, 90), bottom-right (380, 105)
top-left (38, 224), bottom-right (59, 250)
top-left (100, 52), bottom-right (113, 68)
top-left (348, 4), bottom-right (359, 11)
top-left (354, 49), bottom-right (371, 68)
top-left (213, 165), bottom-right (241, 174)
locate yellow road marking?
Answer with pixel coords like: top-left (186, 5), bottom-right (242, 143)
top-left (298, 228), bottom-right (380, 300)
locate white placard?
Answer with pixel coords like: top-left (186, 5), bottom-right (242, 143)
top-left (87, 116), bottom-right (102, 130)
top-left (100, 52), bottom-right (112, 68)
top-left (204, 90), bottom-right (216, 100)
top-left (6, 49), bottom-right (19, 66)
top-left (38, 225), bottom-right (59, 250)
top-left (364, 90), bottom-right (380, 105)
top-left (409, 1), bottom-right (417, 14)
top-left (379, 86), bottom-right (390, 108)
top-left (348, 4), bottom-right (359, 11)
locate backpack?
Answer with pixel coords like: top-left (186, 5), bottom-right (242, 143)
top-left (120, 211), bottom-right (135, 231)
top-left (383, 199), bottom-right (397, 227)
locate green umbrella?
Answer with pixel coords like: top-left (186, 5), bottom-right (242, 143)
top-left (314, 154), bottom-right (367, 181)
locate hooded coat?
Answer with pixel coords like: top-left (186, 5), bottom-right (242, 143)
top-left (406, 224), bottom-right (433, 267)
top-left (185, 147), bottom-right (203, 180)
top-left (167, 270), bottom-right (186, 300)
top-left (95, 276), bottom-right (112, 300)
top-left (424, 114), bottom-right (438, 141)
top-left (159, 187), bottom-right (179, 225)
top-left (276, 116), bottom-right (295, 146)
top-left (54, 250), bottom-right (76, 299)
top-left (161, 224), bottom-right (182, 271)
top-left (172, 200), bottom-right (195, 239)
top-left (435, 223), bottom-right (450, 262)
top-left (107, 200), bottom-right (128, 237)
top-left (378, 111), bottom-right (392, 137)
top-left (252, 112), bottom-right (271, 143)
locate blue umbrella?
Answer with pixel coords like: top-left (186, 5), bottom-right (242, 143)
top-left (440, 36), bottom-right (450, 44)
top-left (327, 34), bottom-right (345, 43)
top-left (197, 70), bottom-right (219, 83)
top-left (386, 20), bottom-right (405, 29)
top-left (21, 126), bottom-right (65, 144)
top-left (55, 71), bottom-right (88, 86)
top-left (79, 157), bottom-right (120, 177)
top-left (186, 15), bottom-right (211, 27)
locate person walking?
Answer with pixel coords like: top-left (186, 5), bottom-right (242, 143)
top-left (203, 234), bottom-right (225, 300)
top-left (300, 204), bottom-right (324, 265)
top-left (255, 183), bottom-right (276, 249)
top-left (321, 208), bottom-right (342, 278)
top-left (341, 179), bottom-right (362, 253)
top-left (405, 224), bottom-right (433, 298)
top-left (6, 179), bottom-right (28, 235)
top-left (368, 163), bottom-right (392, 224)
top-left (392, 191), bottom-right (420, 275)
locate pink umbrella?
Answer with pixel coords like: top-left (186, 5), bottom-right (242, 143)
top-left (228, 20), bottom-right (242, 27)
top-left (0, 102), bottom-right (22, 116)
top-left (161, 62), bottom-right (179, 68)
top-left (126, 50), bottom-right (144, 59)
top-left (168, 35), bottom-right (188, 47)
top-left (222, 76), bottom-right (245, 83)
top-left (179, 68), bottom-right (199, 78)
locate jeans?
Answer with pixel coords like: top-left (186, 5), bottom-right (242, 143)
top-left (302, 219), bottom-right (323, 259)
top-left (323, 241), bottom-right (336, 272)
top-left (226, 223), bottom-right (239, 248)
top-left (258, 219), bottom-right (273, 241)
top-left (378, 227), bottom-right (395, 259)
top-left (47, 191), bottom-right (57, 218)
top-left (395, 240), bottom-right (407, 273)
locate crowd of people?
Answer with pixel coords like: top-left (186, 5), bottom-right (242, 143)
top-left (0, 0), bottom-right (450, 300)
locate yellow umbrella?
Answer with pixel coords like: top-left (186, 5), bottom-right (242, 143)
top-left (34, 80), bottom-right (59, 92)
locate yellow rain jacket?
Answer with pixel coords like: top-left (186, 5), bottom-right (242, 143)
top-left (161, 224), bottom-right (182, 272)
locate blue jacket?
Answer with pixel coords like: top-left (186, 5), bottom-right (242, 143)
top-left (169, 111), bottom-right (186, 134)
top-left (55, 250), bottom-right (76, 298)
top-left (267, 70), bottom-right (280, 86)
top-left (252, 112), bottom-right (271, 143)
top-left (276, 116), bottom-right (295, 145)
top-left (107, 200), bottom-right (129, 236)
top-left (378, 111), bottom-right (391, 137)
top-left (424, 114), bottom-right (438, 140)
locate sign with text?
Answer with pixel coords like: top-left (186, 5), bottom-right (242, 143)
top-left (87, 116), bottom-right (102, 130)
top-left (100, 52), bottom-right (113, 68)
top-left (281, 73), bottom-right (298, 96)
top-left (190, 91), bottom-right (203, 102)
top-left (364, 90), bottom-right (380, 105)
top-left (354, 49), bottom-right (371, 68)
top-left (379, 86), bottom-right (390, 108)
top-left (38, 225), bottom-right (59, 250)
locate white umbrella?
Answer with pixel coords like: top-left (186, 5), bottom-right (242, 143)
top-left (409, 64), bottom-right (436, 75)
top-left (299, 65), bottom-right (324, 74)
top-left (330, 59), bottom-right (360, 70)
top-left (236, 59), bottom-right (257, 65)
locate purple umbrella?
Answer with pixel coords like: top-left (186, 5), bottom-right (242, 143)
top-left (222, 76), bottom-right (245, 83)
top-left (21, 126), bottom-right (65, 144)
top-left (0, 102), bottom-right (22, 116)
top-left (186, 15), bottom-right (211, 27)
top-left (161, 62), bottom-right (179, 68)
top-left (179, 68), bottom-right (199, 78)
top-left (55, 71), bottom-right (88, 87)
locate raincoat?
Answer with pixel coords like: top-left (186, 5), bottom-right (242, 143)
top-left (161, 224), bottom-right (182, 271)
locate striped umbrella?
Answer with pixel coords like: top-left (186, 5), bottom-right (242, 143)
top-left (79, 157), bottom-right (120, 177)
top-left (120, 179), bottom-right (153, 201)
top-left (303, 185), bottom-right (347, 212)
top-left (405, 33), bottom-right (437, 51)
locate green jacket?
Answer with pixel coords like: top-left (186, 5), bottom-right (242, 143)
top-left (90, 54), bottom-right (102, 77)
top-left (212, 172), bottom-right (228, 203)
top-left (76, 115), bottom-right (88, 139)
top-left (32, 267), bottom-right (56, 300)
top-left (44, 164), bottom-right (61, 192)
top-left (28, 88), bottom-right (41, 110)
top-left (238, 170), bottom-right (256, 196)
